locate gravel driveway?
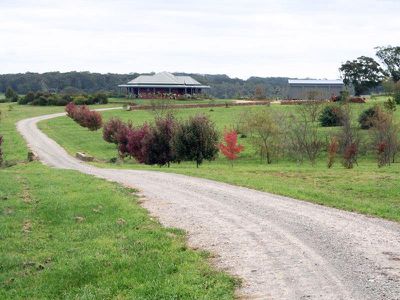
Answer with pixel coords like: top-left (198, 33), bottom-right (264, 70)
top-left (17, 111), bottom-right (400, 299)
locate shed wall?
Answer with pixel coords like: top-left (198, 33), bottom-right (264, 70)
top-left (288, 84), bottom-right (344, 100)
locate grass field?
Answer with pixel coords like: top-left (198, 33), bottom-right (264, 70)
top-left (0, 103), bottom-right (236, 299)
top-left (38, 98), bottom-right (400, 222)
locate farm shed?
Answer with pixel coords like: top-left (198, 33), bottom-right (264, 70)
top-left (118, 72), bottom-right (210, 98)
top-left (288, 79), bottom-right (345, 100)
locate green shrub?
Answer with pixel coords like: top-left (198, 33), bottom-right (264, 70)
top-left (89, 92), bottom-right (109, 104)
top-left (358, 106), bottom-right (379, 129)
top-left (73, 95), bottom-right (89, 105)
top-left (319, 105), bottom-right (342, 127)
top-left (18, 91), bottom-right (35, 105)
top-left (173, 114), bottom-right (219, 167)
top-left (5, 87), bottom-right (19, 102)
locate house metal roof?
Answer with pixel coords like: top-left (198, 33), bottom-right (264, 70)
top-left (288, 79), bottom-right (344, 85)
top-left (122, 71), bottom-right (208, 87)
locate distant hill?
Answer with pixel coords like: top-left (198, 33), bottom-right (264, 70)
top-left (0, 71), bottom-right (289, 99)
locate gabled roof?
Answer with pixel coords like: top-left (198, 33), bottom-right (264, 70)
top-left (289, 79), bottom-right (344, 85)
top-left (127, 72), bottom-right (202, 86)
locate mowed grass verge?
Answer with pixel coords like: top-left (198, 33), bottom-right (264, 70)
top-left (0, 103), bottom-right (236, 299)
top-left (0, 163), bottom-right (235, 299)
top-left (39, 101), bottom-right (400, 222)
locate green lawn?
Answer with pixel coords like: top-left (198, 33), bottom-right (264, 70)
top-left (38, 98), bottom-right (400, 222)
top-left (0, 103), bottom-right (236, 299)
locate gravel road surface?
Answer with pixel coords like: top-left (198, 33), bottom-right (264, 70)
top-left (17, 111), bottom-right (400, 299)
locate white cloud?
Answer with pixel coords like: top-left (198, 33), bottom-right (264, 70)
top-left (0, 0), bottom-right (399, 79)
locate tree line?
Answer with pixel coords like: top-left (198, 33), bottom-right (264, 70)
top-left (0, 71), bottom-right (289, 99)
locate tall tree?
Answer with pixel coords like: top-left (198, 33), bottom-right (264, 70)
top-left (375, 45), bottom-right (400, 82)
top-left (339, 56), bottom-right (385, 96)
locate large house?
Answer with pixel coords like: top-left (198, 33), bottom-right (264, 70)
top-left (118, 72), bottom-right (210, 98)
top-left (288, 79), bottom-right (345, 100)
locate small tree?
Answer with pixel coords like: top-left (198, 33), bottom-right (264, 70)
top-left (241, 109), bottom-right (283, 164)
top-left (298, 100), bottom-right (324, 122)
top-left (150, 98), bottom-right (173, 118)
top-left (219, 130), bottom-right (244, 166)
top-left (287, 112), bottom-right (323, 165)
top-left (173, 114), bottom-right (219, 167)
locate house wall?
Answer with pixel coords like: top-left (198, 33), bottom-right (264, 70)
top-left (288, 84), bottom-right (344, 100)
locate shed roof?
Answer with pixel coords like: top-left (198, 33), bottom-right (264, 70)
top-left (288, 79), bottom-right (344, 85)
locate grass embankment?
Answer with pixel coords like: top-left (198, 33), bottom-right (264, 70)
top-left (39, 99), bottom-right (400, 222)
top-left (0, 103), bottom-right (236, 299)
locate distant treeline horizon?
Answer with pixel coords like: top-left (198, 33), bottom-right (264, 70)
top-left (0, 71), bottom-right (292, 99)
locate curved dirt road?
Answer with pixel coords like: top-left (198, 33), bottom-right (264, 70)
top-left (17, 112), bottom-right (400, 299)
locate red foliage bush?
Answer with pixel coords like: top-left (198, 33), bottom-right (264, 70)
top-left (103, 118), bottom-right (126, 144)
top-left (142, 116), bottom-right (177, 166)
top-left (342, 142), bottom-right (358, 169)
top-left (83, 110), bottom-right (103, 131)
top-left (126, 124), bottom-right (151, 163)
top-left (65, 104), bottom-right (102, 131)
top-left (65, 102), bottom-right (77, 119)
top-left (327, 137), bottom-right (339, 168)
top-left (219, 130), bottom-right (244, 165)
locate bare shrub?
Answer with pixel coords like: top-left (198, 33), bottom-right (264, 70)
top-left (286, 111), bottom-right (324, 165)
top-left (298, 100), bottom-right (325, 122)
top-left (338, 104), bottom-right (360, 169)
top-left (149, 98), bottom-right (174, 118)
top-left (369, 108), bottom-right (399, 166)
top-left (240, 109), bottom-right (284, 164)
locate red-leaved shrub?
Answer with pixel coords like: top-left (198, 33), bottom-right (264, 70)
top-left (65, 102), bottom-right (77, 119)
top-left (103, 118), bottom-right (126, 144)
top-left (327, 137), bottom-right (339, 168)
top-left (83, 110), bottom-right (103, 131)
top-left (342, 142), bottom-right (358, 169)
top-left (142, 115), bottom-right (177, 167)
top-left (219, 130), bottom-right (244, 165)
top-left (65, 104), bottom-right (102, 131)
top-left (126, 124), bottom-right (151, 163)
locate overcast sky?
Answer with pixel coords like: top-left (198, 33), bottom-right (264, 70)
top-left (0, 0), bottom-right (399, 79)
